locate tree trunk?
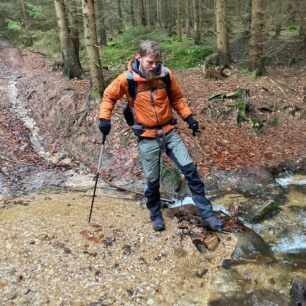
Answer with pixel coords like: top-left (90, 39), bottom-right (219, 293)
top-left (165, 0), bottom-right (173, 35)
top-left (96, 0), bottom-right (107, 46)
top-left (145, 0), bottom-right (154, 27)
top-left (20, 0), bottom-right (34, 46)
top-left (157, 0), bottom-right (162, 26)
top-left (185, 0), bottom-right (191, 36)
top-left (117, 0), bottom-right (124, 33)
top-left (193, 0), bottom-right (201, 44)
top-left (242, 0), bottom-right (252, 39)
top-left (215, 0), bottom-right (231, 66)
top-left (298, 0), bottom-right (306, 42)
top-left (82, 0), bottom-right (104, 97)
top-left (65, 0), bottom-right (81, 67)
top-left (20, 0), bottom-right (27, 19)
top-left (249, 0), bottom-right (265, 75)
top-left (130, 0), bottom-right (136, 26)
top-left (177, 0), bottom-right (182, 41)
top-left (140, 0), bottom-right (146, 26)
top-left (54, 0), bottom-right (83, 79)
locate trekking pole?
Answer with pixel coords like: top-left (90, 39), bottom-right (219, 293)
top-left (88, 134), bottom-right (106, 223)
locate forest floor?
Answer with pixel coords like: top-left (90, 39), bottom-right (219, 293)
top-left (0, 38), bottom-right (306, 304)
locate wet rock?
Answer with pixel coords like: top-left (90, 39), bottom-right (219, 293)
top-left (208, 289), bottom-right (288, 306)
top-left (245, 199), bottom-right (279, 223)
top-left (289, 276), bottom-right (306, 306)
top-left (269, 159), bottom-right (306, 175)
top-left (221, 259), bottom-right (232, 269)
top-left (193, 241), bottom-right (207, 253)
top-left (206, 167), bottom-right (282, 197)
top-left (283, 250), bottom-right (306, 269)
top-left (126, 289), bottom-right (134, 297)
top-left (230, 230), bottom-right (274, 262)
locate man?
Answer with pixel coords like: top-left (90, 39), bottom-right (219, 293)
top-left (99, 40), bottom-right (224, 232)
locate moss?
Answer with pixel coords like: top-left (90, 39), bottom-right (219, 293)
top-left (267, 116), bottom-right (278, 127)
top-left (160, 161), bottom-right (182, 193)
top-left (246, 200), bottom-right (279, 223)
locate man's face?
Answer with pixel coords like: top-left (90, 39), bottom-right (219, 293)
top-left (139, 54), bottom-right (161, 80)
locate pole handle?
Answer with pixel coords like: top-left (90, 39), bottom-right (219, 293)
top-left (102, 134), bottom-right (106, 145)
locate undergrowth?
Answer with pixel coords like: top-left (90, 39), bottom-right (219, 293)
top-left (101, 26), bottom-right (213, 69)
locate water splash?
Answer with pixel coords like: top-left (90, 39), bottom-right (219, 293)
top-left (276, 174), bottom-right (306, 187)
top-left (272, 232), bottom-right (306, 253)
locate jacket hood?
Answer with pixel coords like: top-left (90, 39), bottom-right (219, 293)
top-left (127, 58), bottom-right (163, 79)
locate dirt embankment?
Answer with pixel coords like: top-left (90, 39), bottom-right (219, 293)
top-left (13, 42), bottom-right (306, 199)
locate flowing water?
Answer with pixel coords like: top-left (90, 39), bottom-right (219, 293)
top-left (208, 174), bottom-right (306, 305)
top-left (8, 79), bottom-right (53, 162)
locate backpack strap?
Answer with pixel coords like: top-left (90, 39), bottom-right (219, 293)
top-left (162, 67), bottom-right (171, 102)
top-left (126, 71), bottom-right (136, 101)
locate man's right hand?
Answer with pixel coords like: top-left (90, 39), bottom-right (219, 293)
top-left (99, 119), bottom-right (111, 135)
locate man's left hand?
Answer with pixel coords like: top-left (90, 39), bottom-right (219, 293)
top-left (185, 115), bottom-right (199, 135)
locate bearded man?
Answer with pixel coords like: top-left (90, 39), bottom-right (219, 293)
top-left (98, 40), bottom-right (224, 232)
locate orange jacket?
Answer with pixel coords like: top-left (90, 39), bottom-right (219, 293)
top-left (99, 58), bottom-right (192, 138)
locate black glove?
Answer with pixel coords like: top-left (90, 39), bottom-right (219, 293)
top-left (185, 115), bottom-right (199, 135)
top-left (99, 119), bottom-right (111, 135)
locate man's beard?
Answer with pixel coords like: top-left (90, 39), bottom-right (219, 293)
top-left (141, 68), bottom-right (155, 80)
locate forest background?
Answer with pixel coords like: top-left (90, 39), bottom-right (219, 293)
top-left (1, 0), bottom-right (305, 96)
top-left (0, 0), bottom-right (306, 195)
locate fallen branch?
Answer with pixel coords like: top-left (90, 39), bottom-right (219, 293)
top-left (30, 50), bottom-right (48, 57)
top-left (267, 77), bottom-right (298, 94)
top-left (267, 77), bottom-right (288, 98)
top-left (0, 155), bottom-right (36, 166)
top-left (102, 176), bottom-right (175, 204)
top-left (208, 92), bottom-right (226, 101)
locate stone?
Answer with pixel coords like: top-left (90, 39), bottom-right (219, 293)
top-left (231, 230), bottom-right (274, 262)
top-left (203, 234), bottom-right (219, 251)
top-left (208, 289), bottom-right (288, 306)
top-left (247, 199), bottom-right (279, 223)
top-left (289, 276), bottom-right (306, 306)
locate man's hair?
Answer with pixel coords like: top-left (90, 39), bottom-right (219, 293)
top-left (139, 40), bottom-right (161, 58)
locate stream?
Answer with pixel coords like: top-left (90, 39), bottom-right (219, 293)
top-left (2, 75), bottom-right (306, 305)
top-left (208, 174), bottom-right (306, 305)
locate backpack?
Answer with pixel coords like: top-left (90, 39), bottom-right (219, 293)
top-left (123, 67), bottom-right (172, 128)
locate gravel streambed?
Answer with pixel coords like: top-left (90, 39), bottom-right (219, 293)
top-left (0, 191), bottom-right (236, 305)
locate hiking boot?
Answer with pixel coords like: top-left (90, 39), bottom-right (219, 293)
top-left (202, 215), bottom-right (224, 231)
top-left (152, 217), bottom-right (165, 231)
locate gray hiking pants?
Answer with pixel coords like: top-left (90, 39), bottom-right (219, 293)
top-left (138, 130), bottom-right (213, 220)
